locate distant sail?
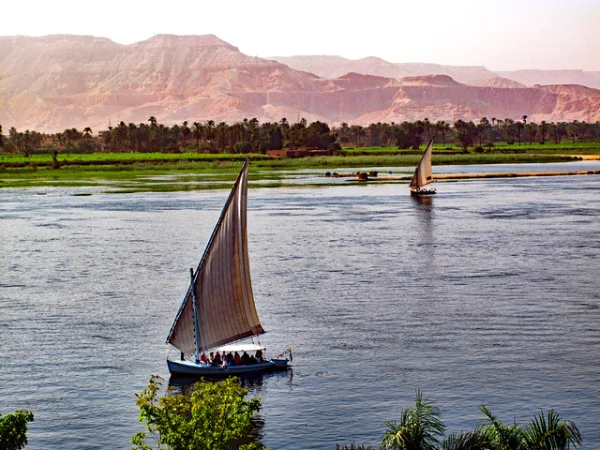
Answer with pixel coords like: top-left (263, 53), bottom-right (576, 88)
top-left (409, 138), bottom-right (435, 190)
top-left (166, 161), bottom-right (264, 357)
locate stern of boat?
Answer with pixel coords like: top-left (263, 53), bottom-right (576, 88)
top-left (269, 358), bottom-right (289, 370)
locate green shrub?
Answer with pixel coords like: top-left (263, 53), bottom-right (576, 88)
top-left (0, 410), bottom-right (34, 450)
top-left (132, 375), bottom-right (264, 450)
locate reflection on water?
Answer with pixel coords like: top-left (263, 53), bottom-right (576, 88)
top-left (167, 368), bottom-right (293, 394)
top-left (1, 166), bottom-right (599, 449)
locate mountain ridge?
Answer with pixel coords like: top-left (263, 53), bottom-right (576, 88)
top-left (0, 34), bottom-right (598, 133)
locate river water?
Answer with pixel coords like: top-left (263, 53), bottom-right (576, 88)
top-left (1, 164), bottom-right (599, 449)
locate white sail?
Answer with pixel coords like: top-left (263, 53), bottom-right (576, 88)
top-left (166, 161), bottom-right (264, 358)
top-left (409, 138), bottom-right (435, 190)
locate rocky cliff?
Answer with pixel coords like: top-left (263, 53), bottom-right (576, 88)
top-left (0, 34), bottom-right (598, 133)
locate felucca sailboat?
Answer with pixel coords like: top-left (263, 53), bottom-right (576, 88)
top-left (409, 137), bottom-right (437, 196)
top-left (166, 161), bottom-right (291, 376)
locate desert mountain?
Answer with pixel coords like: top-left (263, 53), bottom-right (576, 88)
top-left (0, 34), bottom-right (598, 134)
top-left (496, 69), bottom-right (600, 89)
top-left (270, 55), bottom-right (600, 89)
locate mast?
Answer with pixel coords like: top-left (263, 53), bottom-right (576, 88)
top-left (190, 268), bottom-right (201, 362)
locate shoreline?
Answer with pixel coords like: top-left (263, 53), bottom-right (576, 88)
top-left (349, 169), bottom-right (600, 182)
top-left (2, 165), bottom-right (599, 192)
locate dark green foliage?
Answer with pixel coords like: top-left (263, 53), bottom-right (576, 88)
top-left (0, 410), bottom-right (34, 450)
top-left (132, 375), bottom-right (264, 450)
top-left (521, 409), bottom-right (582, 450)
top-left (454, 120), bottom-right (477, 151)
top-left (2, 118), bottom-right (600, 156)
top-left (395, 121), bottom-right (426, 149)
top-left (381, 390), bottom-right (445, 450)
top-left (377, 393), bottom-right (581, 450)
top-left (234, 141), bottom-right (253, 154)
top-left (329, 141), bottom-right (342, 152)
top-left (441, 431), bottom-right (493, 450)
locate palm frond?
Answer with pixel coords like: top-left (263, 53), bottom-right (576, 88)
top-left (477, 404), bottom-right (524, 450)
top-left (380, 390), bottom-right (445, 450)
top-left (522, 410), bottom-right (582, 450)
top-left (442, 431), bottom-right (494, 450)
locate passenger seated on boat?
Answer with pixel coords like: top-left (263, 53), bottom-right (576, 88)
top-left (226, 353), bottom-right (235, 366)
top-left (241, 351), bottom-right (251, 365)
top-left (200, 353), bottom-right (207, 363)
top-left (248, 354), bottom-right (257, 365)
top-left (212, 352), bottom-right (222, 366)
top-left (234, 352), bottom-right (242, 365)
top-left (255, 350), bottom-right (264, 363)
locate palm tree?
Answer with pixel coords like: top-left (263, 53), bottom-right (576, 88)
top-left (215, 122), bottom-right (228, 152)
top-left (435, 121), bottom-right (450, 146)
top-left (538, 121), bottom-right (547, 144)
top-left (54, 131), bottom-right (65, 150)
top-left (279, 117), bottom-right (289, 146)
top-left (477, 405), bottom-right (524, 450)
top-left (478, 405), bottom-right (582, 450)
top-left (206, 119), bottom-right (215, 153)
top-left (521, 410), bottom-right (582, 450)
top-left (148, 118), bottom-right (159, 151)
top-left (128, 123), bottom-right (138, 151)
top-left (247, 118), bottom-right (259, 150)
top-left (478, 117), bottom-right (491, 146)
top-left (424, 118), bottom-right (432, 140)
top-left (114, 121), bottom-right (127, 151)
top-left (349, 125), bottom-right (364, 148)
top-left (192, 122), bottom-right (204, 152)
top-left (181, 121), bottom-right (191, 150)
top-left (381, 390), bottom-right (445, 450)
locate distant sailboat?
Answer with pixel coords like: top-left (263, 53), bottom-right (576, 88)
top-left (409, 137), bottom-right (436, 196)
top-left (166, 161), bottom-right (291, 376)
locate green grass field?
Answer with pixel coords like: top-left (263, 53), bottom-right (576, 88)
top-left (1, 142), bottom-right (598, 191)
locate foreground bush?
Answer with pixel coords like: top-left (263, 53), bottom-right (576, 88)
top-left (0, 410), bottom-right (34, 450)
top-left (132, 375), bottom-right (264, 450)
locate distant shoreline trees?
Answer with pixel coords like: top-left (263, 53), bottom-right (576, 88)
top-left (1, 117), bottom-right (599, 156)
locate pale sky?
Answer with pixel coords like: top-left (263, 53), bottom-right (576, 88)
top-left (2, 0), bottom-right (599, 71)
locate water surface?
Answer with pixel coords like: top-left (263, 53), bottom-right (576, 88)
top-left (1, 165), bottom-right (599, 449)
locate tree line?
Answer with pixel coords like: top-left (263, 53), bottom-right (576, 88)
top-left (1, 116), bottom-right (600, 156)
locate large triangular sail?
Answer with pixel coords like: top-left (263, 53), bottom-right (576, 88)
top-left (166, 161), bottom-right (264, 358)
top-left (409, 138), bottom-right (435, 190)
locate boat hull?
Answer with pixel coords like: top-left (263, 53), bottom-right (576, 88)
top-left (410, 188), bottom-right (436, 196)
top-left (167, 358), bottom-right (289, 376)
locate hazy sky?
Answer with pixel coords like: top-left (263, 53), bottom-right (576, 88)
top-left (3, 0), bottom-right (599, 71)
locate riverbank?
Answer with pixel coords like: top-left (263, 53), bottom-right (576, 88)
top-left (348, 169), bottom-right (600, 182)
top-left (1, 148), bottom-right (599, 191)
